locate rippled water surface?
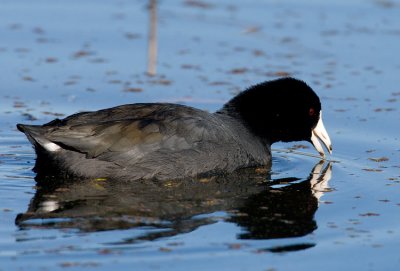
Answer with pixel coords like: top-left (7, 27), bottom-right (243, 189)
top-left (1, 0), bottom-right (399, 270)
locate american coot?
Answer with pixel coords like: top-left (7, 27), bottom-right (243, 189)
top-left (17, 78), bottom-right (332, 181)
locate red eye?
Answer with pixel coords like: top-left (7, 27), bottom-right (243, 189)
top-left (309, 108), bottom-right (315, 116)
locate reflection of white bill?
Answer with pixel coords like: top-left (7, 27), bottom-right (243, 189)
top-left (310, 161), bottom-right (333, 203)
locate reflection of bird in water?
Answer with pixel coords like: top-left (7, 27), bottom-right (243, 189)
top-left (16, 161), bottom-right (332, 251)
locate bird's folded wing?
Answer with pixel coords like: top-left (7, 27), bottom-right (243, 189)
top-left (46, 116), bottom-right (221, 163)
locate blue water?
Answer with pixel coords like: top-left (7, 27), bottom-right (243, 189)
top-left (1, 0), bottom-right (399, 270)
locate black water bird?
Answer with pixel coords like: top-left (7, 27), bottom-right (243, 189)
top-left (17, 78), bottom-right (332, 180)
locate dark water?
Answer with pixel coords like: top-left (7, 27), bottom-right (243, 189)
top-left (1, 0), bottom-right (399, 270)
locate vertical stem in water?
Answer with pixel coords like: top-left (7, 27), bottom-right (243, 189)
top-left (147, 0), bottom-right (157, 76)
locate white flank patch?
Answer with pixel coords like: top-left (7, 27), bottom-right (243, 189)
top-left (38, 200), bottom-right (59, 212)
top-left (44, 142), bottom-right (61, 152)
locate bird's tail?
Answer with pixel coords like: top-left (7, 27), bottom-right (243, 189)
top-left (16, 124), bottom-right (57, 151)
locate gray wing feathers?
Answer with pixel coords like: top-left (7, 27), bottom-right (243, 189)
top-left (47, 120), bottom-right (164, 159)
top-left (44, 112), bottom-right (227, 170)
